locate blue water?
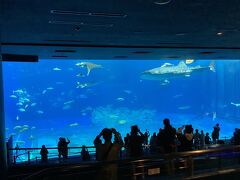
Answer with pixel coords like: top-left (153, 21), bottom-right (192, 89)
top-left (3, 60), bottom-right (240, 148)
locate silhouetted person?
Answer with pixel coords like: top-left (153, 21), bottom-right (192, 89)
top-left (144, 129), bottom-right (150, 145)
top-left (157, 128), bottom-right (164, 153)
top-left (58, 137), bottom-right (64, 161)
top-left (205, 132), bottom-right (211, 146)
top-left (124, 133), bottom-right (130, 157)
top-left (81, 145), bottom-right (90, 161)
top-left (128, 125), bottom-right (145, 179)
top-left (62, 138), bottom-right (70, 159)
top-left (178, 125), bottom-right (193, 152)
top-left (200, 130), bottom-right (205, 149)
top-left (58, 137), bottom-right (70, 161)
top-left (128, 125), bottom-right (145, 157)
top-left (161, 118), bottom-right (176, 153)
top-left (212, 123), bottom-right (220, 144)
top-left (150, 132), bottom-right (157, 154)
top-left (94, 128), bottom-right (123, 180)
top-left (193, 129), bottom-right (201, 150)
top-left (40, 145), bottom-right (48, 163)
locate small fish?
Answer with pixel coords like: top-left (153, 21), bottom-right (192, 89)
top-left (64, 100), bottom-right (75, 105)
top-left (62, 105), bottom-right (71, 110)
top-left (69, 123), bottom-right (79, 127)
top-left (178, 106), bottom-right (191, 110)
top-left (53, 67), bottom-right (61, 71)
top-left (42, 90), bottom-right (47, 94)
top-left (161, 79), bottom-right (170, 86)
top-left (185, 59), bottom-right (194, 64)
top-left (31, 126), bottom-right (36, 130)
top-left (14, 126), bottom-right (22, 130)
top-left (116, 97), bottom-right (125, 102)
top-left (185, 74), bottom-right (191, 77)
top-left (18, 108), bottom-right (26, 112)
top-left (212, 112), bottom-right (217, 121)
top-left (25, 104), bottom-right (29, 109)
top-left (16, 116), bottom-right (20, 121)
top-left (118, 120), bottom-right (127, 125)
top-left (56, 82), bottom-right (64, 85)
top-left (28, 135), bottom-right (34, 140)
top-left (19, 128), bottom-right (28, 133)
top-left (10, 95), bottom-right (17, 98)
top-left (82, 112), bottom-right (87, 116)
top-left (30, 103), bottom-right (37, 107)
top-left (173, 94), bottom-right (183, 98)
top-left (36, 110), bottom-right (44, 114)
top-left (231, 102), bottom-right (240, 107)
top-left (109, 114), bottom-right (119, 118)
top-left (22, 125), bottom-right (29, 128)
top-left (124, 90), bottom-right (132, 94)
top-left (79, 94), bottom-right (88, 99)
top-left (76, 73), bottom-right (85, 77)
top-left (46, 87), bottom-right (54, 90)
top-left (16, 102), bottom-right (23, 106)
top-left (13, 89), bottom-right (24, 94)
top-left (76, 82), bottom-right (88, 89)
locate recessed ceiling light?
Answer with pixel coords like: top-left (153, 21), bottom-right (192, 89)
top-left (176, 33), bottom-right (186, 36)
top-left (154, 0), bottom-right (172, 5)
top-left (217, 32), bottom-right (223, 36)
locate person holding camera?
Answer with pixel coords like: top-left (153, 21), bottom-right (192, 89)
top-left (94, 128), bottom-right (123, 180)
top-left (128, 125), bottom-right (145, 158)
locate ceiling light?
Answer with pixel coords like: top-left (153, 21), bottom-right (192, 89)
top-left (154, 0), bottom-right (172, 5)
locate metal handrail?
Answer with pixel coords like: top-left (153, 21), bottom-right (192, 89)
top-left (21, 145), bottom-right (240, 180)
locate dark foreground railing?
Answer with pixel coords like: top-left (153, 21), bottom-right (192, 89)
top-left (17, 145), bottom-right (240, 180)
top-left (7, 146), bottom-right (96, 165)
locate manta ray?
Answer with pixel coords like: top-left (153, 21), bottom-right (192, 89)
top-left (141, 61), bottom-right (215, 81)
top-left (76, 62), bottom-right (103, 76)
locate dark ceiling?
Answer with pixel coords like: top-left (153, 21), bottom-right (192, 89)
top-left (2, 0), bottom-right (240, 60)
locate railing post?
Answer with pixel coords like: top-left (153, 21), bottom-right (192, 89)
top-left (28, 151), bottom-right (30, 164)
top-left (218, 155), bottom-right (222, 170)
top-left (13, 156), bottom-right (16, 165)
top-left (166, 154), bottom-right (175, 176)
top-left (185, 156), bottom-right (194, 177)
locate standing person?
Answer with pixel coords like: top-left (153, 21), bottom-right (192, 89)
top-left (200, 130), bottom-right (205, 149)
top-left (161, 118), bottom-right (176, 153)
top-left (81, 145), bottom-right (90, 161)
top-left (205, 132), bottom-right (211, 147)
top-left (94, 128), bottom-right (123, 180)
top-left (62, 138), bottom-right (70, 159)
top-left (58, 137), bottom-right (64, 162)
top-left (40, 145), bottom-right (48, 163)
top-left (178, 125), bottom-right (194, 152)
top-left (128, 125), bottom-right (145, 180)
top-left (193, 129), bottom-right (201, 150)
top-left (150, 132), bottom-right (157, 154)
top-left (212, 123), bottom-right (220, 144)
top-left (124, 133), bottom-right (130, 157)
top-left (128, 125), bottom-right (145, 158)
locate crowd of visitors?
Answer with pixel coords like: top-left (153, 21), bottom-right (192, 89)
top-left (39, 119), bottom-right (240, 165)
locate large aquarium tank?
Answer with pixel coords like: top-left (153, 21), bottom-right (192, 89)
top-left (3, 60), bottom-right (240, 148)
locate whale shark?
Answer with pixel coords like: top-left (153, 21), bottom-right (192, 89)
top-left (76, 62), bottom-right (103, 76)
top-left (141, 61), bottom-right (215, 81)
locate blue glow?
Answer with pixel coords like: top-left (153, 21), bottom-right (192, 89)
top-left (3, 60), bottom-right (240, 148)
